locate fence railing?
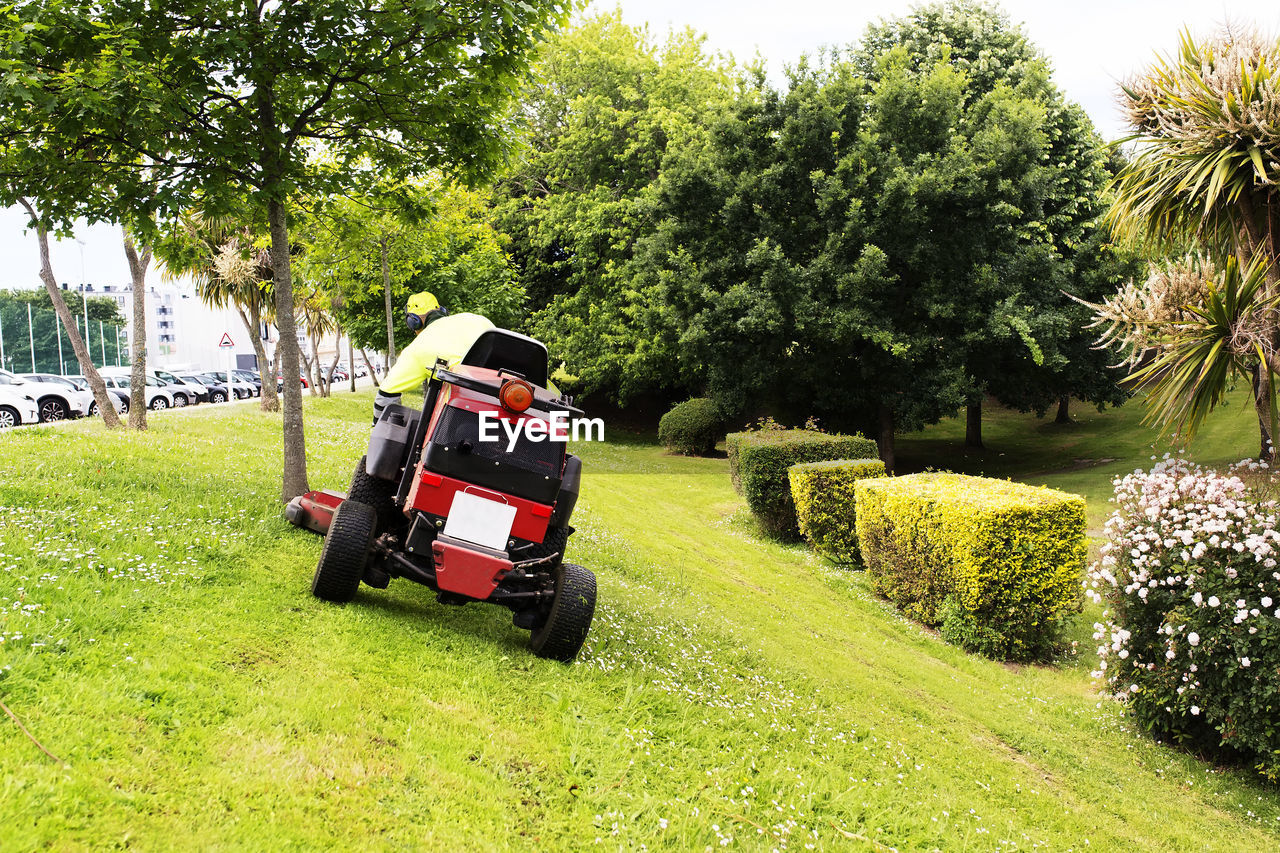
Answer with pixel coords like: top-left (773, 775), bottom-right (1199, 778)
top-left (0, 302), bottom-right (127, 376)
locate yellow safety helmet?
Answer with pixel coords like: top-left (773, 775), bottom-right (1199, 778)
top-left (405, 291), bottom-right (447, 331)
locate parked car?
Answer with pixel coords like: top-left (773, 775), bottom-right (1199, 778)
top-left (23, 373), bottom-right (126, 417)
top-left (232, 369), bottom-right (263, 396)
top-left (192, 372), bottom-right (241, 401)
top-left (152, 368), bottom-right (205, 406)
top-left (0, 368), bottom-right (92, 422)
top-left (204, 370), bottom-right (256, 399)
top-left (277, 373), bottom-right (310, 392)
top-left (180, 374), bottom-right (226, 403)
top-left (97, 373), bottom-right (175, 410)
top-left (0, 385), bottom-right (40, 428)
top-left (101, 367), bottom-right (198, 408)
top-left (64, 375), bottom-right (131, 414)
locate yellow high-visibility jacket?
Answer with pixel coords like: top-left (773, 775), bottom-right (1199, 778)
top-left (380, 312), bottom-right (495, 395)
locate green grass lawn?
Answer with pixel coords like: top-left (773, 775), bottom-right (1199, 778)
top-left (1, 393), bottom-right (1277, 850)
top-left (896, 391), bottom-right (1260, 532)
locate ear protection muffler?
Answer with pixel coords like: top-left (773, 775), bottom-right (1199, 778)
top-left (406, 306), bottom-right (450, 331)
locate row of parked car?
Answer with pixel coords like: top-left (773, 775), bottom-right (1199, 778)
top-left (0, 362), bottom-right (372, 428)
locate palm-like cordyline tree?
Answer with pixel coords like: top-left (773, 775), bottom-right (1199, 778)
top-left (296, 284), bottom-right (339, 398)
top-left (1107, 26), bottom-right (1280, 457)
top-left (161, 211), bottom-right (281, 412)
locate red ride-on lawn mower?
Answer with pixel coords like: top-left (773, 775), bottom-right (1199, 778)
top-left (286, 329), bottom-right (595, 662)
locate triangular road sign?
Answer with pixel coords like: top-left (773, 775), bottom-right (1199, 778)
top-left (218, 332), bottom-right (234, 348)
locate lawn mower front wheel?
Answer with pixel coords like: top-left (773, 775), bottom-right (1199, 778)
top-left (530, 562), bottom-right (596, 663)
top-left (311, 499), bottom-right (377, 603)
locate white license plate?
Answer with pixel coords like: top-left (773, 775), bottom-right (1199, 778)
top-left (443, 492), bottom-right (517, 551)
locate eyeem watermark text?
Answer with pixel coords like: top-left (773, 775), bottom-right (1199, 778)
top-left (478, 411), bottom-right (604, 452)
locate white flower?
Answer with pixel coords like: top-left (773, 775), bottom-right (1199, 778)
top-left (1208, 596), bottom-right (1221, 607)
top-left (1263, 597), bottom-right (1274, 608)
top-left (1188, 632), bottom-right (1200, 646)
top-left (1241, 657), bottom-right (1252, 668)
top-left (1192, 592), bottom-right (1204, 606)
top-left (1191, 705), bottom-right (1201, 716)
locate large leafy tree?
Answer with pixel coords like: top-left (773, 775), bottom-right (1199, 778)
top-left (299, 181), bottom-right (525, 363)
top-left (2, 0), bottom-right (568, 499)
top-left (1104, 27), bottom-right (1280, 458)
top-left (645, 36), bottom-right (1071, 468)
top-left (0, 0), bottom-right (166, 428)
top-left (856, 1), bottom-right (1136, 446)
top-left (491, 11), bottom-right (734, 400)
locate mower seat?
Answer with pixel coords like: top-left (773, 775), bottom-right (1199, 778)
top-left (460, 329), bottom-right (549, 388)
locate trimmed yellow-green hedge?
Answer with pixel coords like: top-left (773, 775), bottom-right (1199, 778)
top-left (729, 429), bottom-right (879, 538)
top-left (788, 458), bottom-right (886, 564)
top-left (855, 473), bottom-right (1087, 661)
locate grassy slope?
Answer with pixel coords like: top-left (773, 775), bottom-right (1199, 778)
top-left (895, 391), bottom-right (1260, 532)
top-left (0, 393), bottom-right (1276, 851)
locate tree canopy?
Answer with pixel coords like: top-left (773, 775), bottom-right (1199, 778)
top-left (1, 0), bottom-right (571, 497)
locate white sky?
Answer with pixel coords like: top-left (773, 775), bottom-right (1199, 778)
top-left (2, 0), bottom-right (1277, 292)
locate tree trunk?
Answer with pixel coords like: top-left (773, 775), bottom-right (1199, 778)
top-left (246, 301), bottom-right (279, 412)
top-left (16, 199), bottom-right (122, 428)
top-left (298, 338), bottom-right (316, 398)
top-left (308, 330), bottom-right (322, 397)
top-left (1253, 363), bottom-right (1275, 462)
top-left (267, 196), bottom-right (309, 501)
top-left (965, 401), bottom-right (983, 449)
top-left (382, 237), bottom-right (396, 369)
top-left (360, 349), bottom-right (380, 388)
top-left (347, 338), bottom-right (356, 393)
top-left (1055, 394), bottom-right (1072, 424)
top-left (325, 334), bottom-right (342, 395)
top-left (877, 403), bottom-right (895, 475)
top-left (121, 229), bottom-right (150, 428)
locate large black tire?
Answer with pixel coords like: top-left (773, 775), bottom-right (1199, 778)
top-left (150, 396), bottom-right (168, 411)
top-left (348, 455), bottom-right (399, 533)
top-left (0, 406), bottom-right (19, 428)
top-left (209, 390), bottom-right (226, 403)
top-left (311, 500), bottom-right (377, 603)
top-left (173, 393), bottom-right (188, 407)
top-left (527, 525), bottom-right (572, 567)
top-left (38, 397), bottom-right (68, 422)
top-left (530, 562), bottom-right (596, 662)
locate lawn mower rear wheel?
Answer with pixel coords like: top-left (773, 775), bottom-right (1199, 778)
top-left (347, 454), bottom-right (399, 533)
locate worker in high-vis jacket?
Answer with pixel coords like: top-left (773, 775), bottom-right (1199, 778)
top-left (372, 291), bottom-right (494, 424)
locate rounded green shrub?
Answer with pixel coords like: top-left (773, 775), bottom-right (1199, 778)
top-left (658, 398), bottom-right (722, 456)
top-left (788, 458), bottom-right (886, 564)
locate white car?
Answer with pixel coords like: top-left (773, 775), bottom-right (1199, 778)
top-left (21, 373), bottom-right (127, 417)
top-left (97, 373), bottom-right (175, 410)
top-left (101, 367), bottom-right (197, 408)
top-left (151, 368), bottom-right (203, 406)
top-left (0, 368), bottom-right (92, 422)
top-left (0, 386), bottom-right (40, 428)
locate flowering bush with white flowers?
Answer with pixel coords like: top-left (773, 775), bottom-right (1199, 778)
top-left (1088, 456), bottom-right (1280, 779)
